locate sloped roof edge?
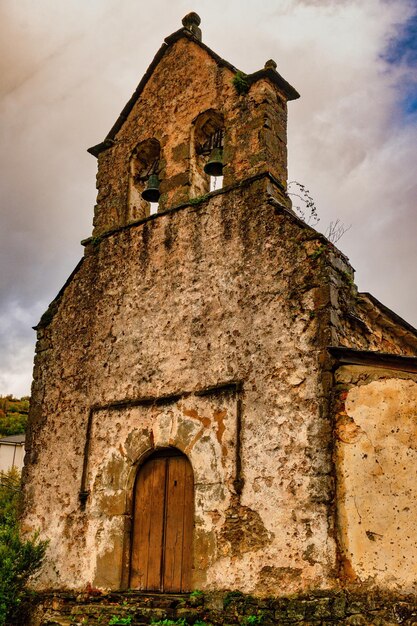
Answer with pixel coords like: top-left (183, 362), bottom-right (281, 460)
top-left (87, 27), bottom-right (299, 158)
top-left (0, 434), bottom-right (26, 444)
top-left (328, 346), bottom-right (417, 373)
top-left (246, 67), bottom-right (300, 101)
top-left (358, 292), bottom-right (417, 339)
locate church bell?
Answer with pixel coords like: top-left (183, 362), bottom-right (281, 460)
top-left (204, 147), bottom-right (223, 177)
top-left (141, 173), bottom-right (160, 203)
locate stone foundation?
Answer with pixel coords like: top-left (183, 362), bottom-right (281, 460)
top-left (28, 590), bottom-right (417, 626)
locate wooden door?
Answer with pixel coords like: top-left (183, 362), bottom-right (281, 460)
top-left (130, 450), bottom-right (194, 592)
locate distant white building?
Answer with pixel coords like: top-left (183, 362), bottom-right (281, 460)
top-left (0, 434), bottom-right (25, 473)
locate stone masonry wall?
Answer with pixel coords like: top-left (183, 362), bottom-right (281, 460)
top-left (28, 589), bottom-right (417, 626)
top-left (354, 296), bottom-right (417, 356)
top-left (24, 178), bottom-right (343, 595)
top-left (285, 239), bottom-right (417, 358)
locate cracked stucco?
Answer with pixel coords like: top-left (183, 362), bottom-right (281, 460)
top-left (336, 372), bottom-right (417, 593)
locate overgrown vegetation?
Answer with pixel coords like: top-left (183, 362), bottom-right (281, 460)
top-left (0, 468), bottom-right (47, 626)
top-left (188, 194), bottom-right (209, 206)
top-left (309, 244), bottom-right (327, 260)
top-left (91, 235), bottom-right (102, 247)
top-left (189, 589), bottom-right (204, 606)
top-left (223, 590), bottom-right (255, 609)
top-left (0, 397), bottom-right (29, 438)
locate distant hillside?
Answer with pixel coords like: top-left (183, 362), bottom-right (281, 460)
top-left (0, 396), bottom-right (29, 437)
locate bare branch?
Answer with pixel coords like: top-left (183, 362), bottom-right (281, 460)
top-left (288, 181), bottom-right (351, 244)
top-left (325, 219), bottom-right (352, 244)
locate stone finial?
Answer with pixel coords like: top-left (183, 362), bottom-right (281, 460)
top-left (182, 12), bottom-right (202, 41)
top-left (264, 59), bottom-right (277, 71)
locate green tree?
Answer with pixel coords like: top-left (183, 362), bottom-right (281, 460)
top-left (0, 396), bottom-right (29, 437)
top-left (0, 469), bottom-right (47, 626)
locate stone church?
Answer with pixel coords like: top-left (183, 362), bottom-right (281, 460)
top-left (23, 12), bottom-right (417, 608)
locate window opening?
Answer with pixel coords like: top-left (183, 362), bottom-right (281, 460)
top-left (210, 176), bottom-right (224, 192)
top-left (201, 129), bottom-right (224, 179)
top-left (192, 110), bottom-right (225, 197)
top-left (128, 140), bottom-right (161, 221)
top-left (140, 158), bottom-right (160, 204)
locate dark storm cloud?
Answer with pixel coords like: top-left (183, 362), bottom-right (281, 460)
top-left (1, 0), bottom-right (416, 395)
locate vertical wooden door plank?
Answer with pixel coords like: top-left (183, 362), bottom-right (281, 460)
top-left (130, 457), bottom-right (166, 590)
top-left (146, 458), bottom-right (166, 590)
top-left (130, 459), bottom-right (153, 588)
top-left (181, 459), bottom-right (194, 591)
top-left (163, 456), bottom-right (186, 591)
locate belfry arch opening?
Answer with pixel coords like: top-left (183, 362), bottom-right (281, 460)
top-left (129, 448), bottom-right (194, 592)
top-left (128, 138), bottom-right (161, 221)
top-left (192, 109), bottom-right (225, 196)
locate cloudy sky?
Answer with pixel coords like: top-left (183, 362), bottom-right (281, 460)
top-left (1, 0), bottom-right (416, 396)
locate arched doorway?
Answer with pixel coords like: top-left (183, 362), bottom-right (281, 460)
top-left (130, 448), bottom-right (194, 592)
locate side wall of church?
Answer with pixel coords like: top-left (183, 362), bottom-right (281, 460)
top-left (333, 364), bottom-right (417, 595)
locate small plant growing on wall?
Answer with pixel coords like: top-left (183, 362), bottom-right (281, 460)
top-left (189, 589), bottom-right (204, 607)
top-left (242, 615), bottom-right (264, 626)
top-left (232, 71), bottom-right (249, 95)
top-left (288, 181), bottom-right (320, 227)
top-left (109, 616), bottom-right (132, 625)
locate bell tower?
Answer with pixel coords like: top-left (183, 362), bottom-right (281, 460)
top-left (88, 13), bottom-right (299, 236)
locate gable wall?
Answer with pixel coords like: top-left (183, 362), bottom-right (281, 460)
top-left (24, 180), bottom-right (340, 594)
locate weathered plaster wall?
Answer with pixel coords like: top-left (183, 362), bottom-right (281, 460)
top-left (94, 36), bottom-right (289, 236)
top-left (334, 365), bottom-right (417, 593)
top-left (86, 392), bottom-right (238, 589)
top-left (23, 179), bottom-right (339, 594)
